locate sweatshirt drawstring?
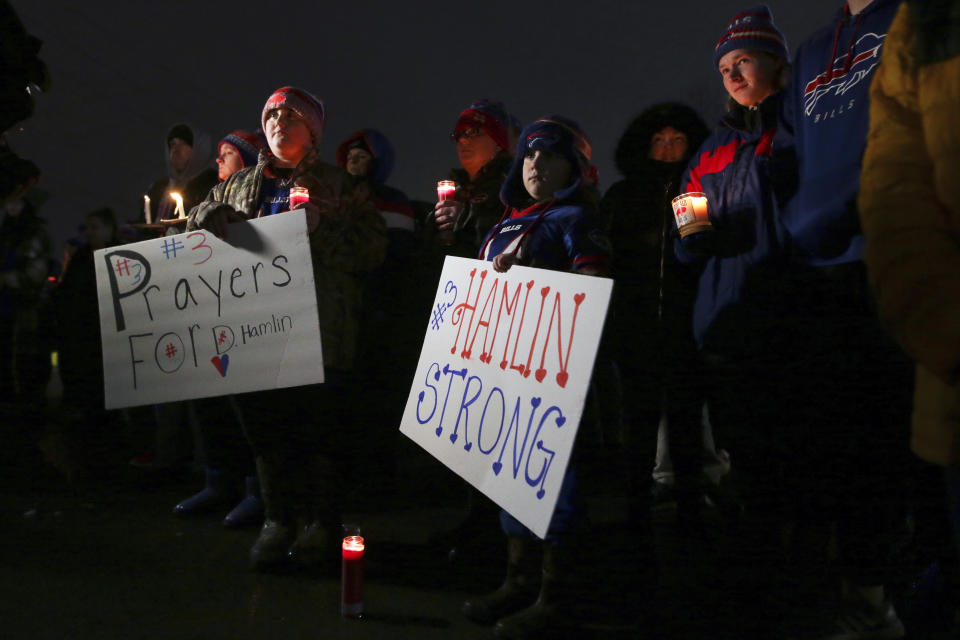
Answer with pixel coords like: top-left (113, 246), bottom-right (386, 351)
top-left (824, 7), bottom-right (866, 81)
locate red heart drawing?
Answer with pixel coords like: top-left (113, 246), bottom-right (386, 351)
top-left (211, 354), bottom-right (229, 377)
top-left (556, 371), bottom-right (569, 388)
top-left (574, 293), bottom-right (586, 305)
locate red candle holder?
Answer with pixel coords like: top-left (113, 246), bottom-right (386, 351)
top-left (436, 180), bottom-right (457, 246)
top-left (341, 535), bottom-right (364, 617)
top-left (289, 186), bottom-right (310, 209)
top-left (437, 180), bottom-right (456, 202)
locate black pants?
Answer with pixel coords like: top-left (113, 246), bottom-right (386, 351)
top-left (234, 372), bottom-right (359, 525)
top-left (191, 396), bottom-right (253, 476)
top-left (780, 262), bottom-right (913, 587)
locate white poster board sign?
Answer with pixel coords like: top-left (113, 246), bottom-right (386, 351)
top-left (95, 211), bottom-right (324, 409)
top-left (400, 256), bottom-right (612, 538)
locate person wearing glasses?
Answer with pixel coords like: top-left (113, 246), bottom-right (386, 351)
top-left (431, 99), bottom-right (517, 258)
top-left (425, 99), bottom-right (520, 562)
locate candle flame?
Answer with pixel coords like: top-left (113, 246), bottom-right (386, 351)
top-left (170, 192), bottom-right (185, 219)
top-left (342, 536), bottom-right (364, 552)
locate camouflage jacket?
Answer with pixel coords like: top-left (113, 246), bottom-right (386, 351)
top-left (187, 149), bottom-right (387, 371)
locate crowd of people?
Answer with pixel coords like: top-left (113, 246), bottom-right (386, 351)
top-left (2, 0), bottom-right (959, 638)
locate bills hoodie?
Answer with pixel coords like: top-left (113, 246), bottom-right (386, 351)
top-left (782, 0), bottom-right (900, 265)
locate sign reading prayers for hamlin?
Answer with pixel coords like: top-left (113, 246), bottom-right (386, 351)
top-left (94, 211), bottom-right (324, 409)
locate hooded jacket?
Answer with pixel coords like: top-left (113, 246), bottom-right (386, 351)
top-left (600, 103), bottom-right (709, 366)
top-left (186, 148), bottom-right (387, 371)
top-left (335, 129), bottom-right (420, 383)
top-left (859, 1), bottom-right (960, 465)
top-left (675, 94), bottom-right (796, 353)
top-left (479, 116), bottom-right (609, 275)
top-left (145, 123), bottom-right (218, 223)
top-left (782, 0), bottom-right (900, 265)
top-left (335, 129), bottom-right (416, 236)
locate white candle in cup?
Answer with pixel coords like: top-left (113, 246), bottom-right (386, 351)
top-left (671, 192), bottom-right (711, 237)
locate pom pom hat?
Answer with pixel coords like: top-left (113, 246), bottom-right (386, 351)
top-left (713, 4), bottom-right (789, 67)
top-left (452, 99), bottom-right (512, 152)
top-left (261, 87), bottom-right (326, 147)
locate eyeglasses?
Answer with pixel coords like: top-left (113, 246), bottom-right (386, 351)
top-left (451, 127), bottom-right (483, 143)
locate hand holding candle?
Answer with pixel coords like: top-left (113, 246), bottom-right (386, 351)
top-left (671, 192), bottom-right (712, 237)
top-left (435, 180), bottom-right (458, 246)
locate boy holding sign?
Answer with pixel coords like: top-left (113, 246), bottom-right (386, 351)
top-left (460, 116), bottom-right (610, 638)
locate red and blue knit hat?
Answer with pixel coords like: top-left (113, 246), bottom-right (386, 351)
top-left (261, 87), bottom-right (326, 147)
top-left (218, 129), bottom-right (267, 169)
top-left (714, 4), bottom-right (788, 67)
top-left (452, 99), bottom-right (511, 152)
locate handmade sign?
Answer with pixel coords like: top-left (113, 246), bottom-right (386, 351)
top-left (400, 256), bottom-right (612, 538)
top-left (94, 211), bottom-right (324, 409)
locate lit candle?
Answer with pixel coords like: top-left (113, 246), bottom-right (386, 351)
top-left (170, 192), bottom-right (185, 219)
top-left (341, 535), bottom-right (364, 617)
top-left (289, 186), bottom-right (310, 209)
top-left (437, 180), bottom-right (456, 202)
top-left (671, 192), bottom-right (712, 237)
top-left (436, 180), bottom-right (457, 246)
top-left (143, 195), bottom-right (152, 224)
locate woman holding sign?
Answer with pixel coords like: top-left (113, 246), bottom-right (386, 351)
top-left (186, 87), bottom-right (387, 573)
top-left (460, 115), bottom-right (610, 639)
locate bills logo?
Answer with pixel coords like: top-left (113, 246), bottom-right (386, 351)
top-left (802, 32), bottom-right (885, 116)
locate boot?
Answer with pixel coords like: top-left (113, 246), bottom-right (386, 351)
top-left (286, 454), bottom-right (341, 573)
top-left (437, 488), bottom-right (502, 564)
top-left (287, 518), bottom-right (335, 573)
top-left (462, 536), bottom-right (541, 625)
top-left (249, 456), bottom-right (295, 571)
top-left (223, 475), bottom-right (264, 527)
top-left (173, 467), bottom-right (237, 515)
top-left (493, 543), bottom-right (579, 640)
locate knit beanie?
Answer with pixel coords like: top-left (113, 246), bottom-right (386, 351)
top-left (500, 115), bottom-right (597, 208)
top-left (713, 4), bottom-right (789, 67)
top-left (167, 123), bottom-right (193, 147)
top-left (261, 87), bottom-right (326, 147)
top-left (218, 129), bottom-right (267, 169)
top-left (452, 99), bottom-right (511, 152)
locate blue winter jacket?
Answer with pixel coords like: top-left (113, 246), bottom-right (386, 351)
top-left (781, 0), bottom-right (900, 265)
top-left (675, 94), bottom-right (796, 353)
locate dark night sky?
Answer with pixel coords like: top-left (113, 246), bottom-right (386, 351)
top-left (8, 0), bottom-right (842, 255)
